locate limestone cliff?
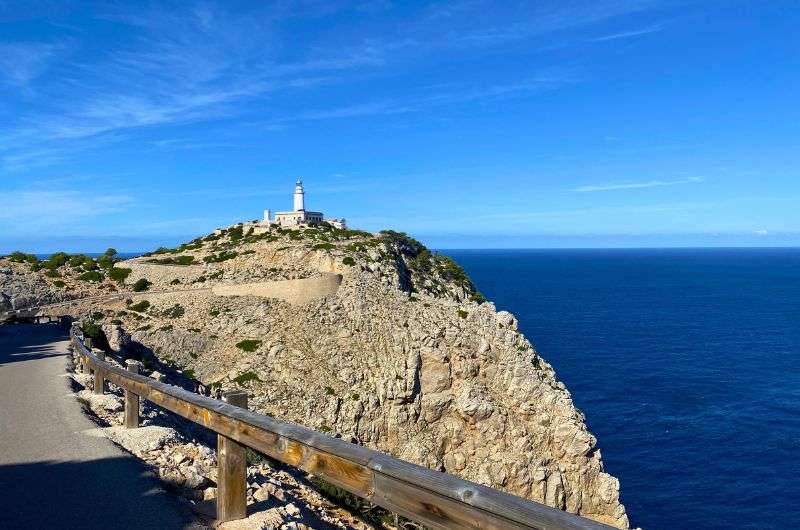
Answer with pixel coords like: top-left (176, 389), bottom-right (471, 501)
top-left (0, 225), bottom-right (629, 528)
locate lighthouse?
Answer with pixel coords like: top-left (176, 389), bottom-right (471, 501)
top-left (293, 180), bottom-right (305, 211)
top-left (271, 179), bottom-right (345, 228)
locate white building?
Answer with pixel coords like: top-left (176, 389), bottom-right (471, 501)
top-left (263, 180), bottom-right (346, 229)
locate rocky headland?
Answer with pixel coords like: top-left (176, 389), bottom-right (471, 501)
top-left (0, 223), bottom-right (629, 528)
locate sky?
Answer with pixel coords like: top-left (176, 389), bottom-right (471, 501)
top-left (1, 0), bottom-right (799, 252)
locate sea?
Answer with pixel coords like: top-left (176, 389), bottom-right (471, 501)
top-left (444, 248), bottom-right (800, 530)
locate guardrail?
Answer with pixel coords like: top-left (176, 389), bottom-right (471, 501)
top-left (69, 324), bottom-right (613, 530)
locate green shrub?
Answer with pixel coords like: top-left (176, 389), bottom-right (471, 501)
top-left (146, 255), bottom-right (195, 266)
top-left (170, 278), bottom-right (181, 285)
top-left (324, 386), bottom-right (335, 396)
top-left (128, 300), bottom-right (150, 313)
top-left (342, 256), bottom-right (355, 266)
top-left (132, 278), bottom-right (151, 292)
top-left (457, 309), bottom-right (468, 319)
top-left (470, 292), bottom-right (487, 304)
top-left (68, 255), bottom-right (86, 267)
top-left (182, 369), bottom-right (196, 380)
top-left (108, 267), bottom-right (132, 283)
top-left (45, 269), bottom-right (61, 278)
top-left (96, 254), bottom-right (115, 270)
top-left (313, 243), bottom-right (335, 251)
top-left (235, 339), bottom-right (262, 352)
top-left (53, 280), bottom-right (66, 288)
top-left (232, 371), bottom-right (261, 385)
top-left (163, 304), bottom-right (185, 319)
top-left (203, 251), bottom-right (238, 263)
top-left (209, 309), bottom-right (220, 317)
top-left (81, 256), bottom-right (96, 270)
top-left (77, 270), bottom-right (103, 282)
top-left (43, 252), bottom-right (69, 269)
top-left (8, 251), bottom-right (27, 263)
top-left (81, 320), bottom-right (110, 351)
top-left (228, 225), bottom-right (244, 241)
top-left (159, 324), bottom-right (173, 332)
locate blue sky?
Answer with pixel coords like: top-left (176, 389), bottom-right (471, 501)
top-left (1, 0), bottom-right (798, 252)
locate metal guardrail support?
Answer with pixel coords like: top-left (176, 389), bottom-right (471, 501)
top-left (68, 327), bottom-right (615, 530)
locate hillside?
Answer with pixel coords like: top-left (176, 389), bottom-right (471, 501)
top-left (0, 223), bottom-right (629, 528)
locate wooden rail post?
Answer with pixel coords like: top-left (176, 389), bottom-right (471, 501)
top-left (217, 390), bottom-right (248, 523)
top-left (124, 360), bottom-right (142, 428)
top-left (93, 367), bottom-right (105, 394)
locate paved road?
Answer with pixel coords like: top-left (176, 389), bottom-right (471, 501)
top-left (0, 324), bottom-right (200, 529)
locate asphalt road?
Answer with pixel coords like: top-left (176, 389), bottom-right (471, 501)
top-left (0, 323), bottom-right (199, 529)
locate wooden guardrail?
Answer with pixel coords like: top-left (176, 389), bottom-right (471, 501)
top-left (69, 324), bottom-right (613, 530)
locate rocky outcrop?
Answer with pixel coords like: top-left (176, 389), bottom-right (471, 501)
top-left (0, 264), bottom-right (71, 311)
top-left (3, 226), bottom-right (629, 527)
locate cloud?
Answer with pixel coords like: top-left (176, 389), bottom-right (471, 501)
top-left (0, 41), bottom-right (63, 87)
top-left (274, 71), bottom-right (577, 123)
top-left (571, 176), bottom-right (704, 193)
top-left (754, 229), bottom-right (768, 236)
top-left (0, 190), bottom-right (133, 219)
top-left (589, 23), bottom-right (666, 42)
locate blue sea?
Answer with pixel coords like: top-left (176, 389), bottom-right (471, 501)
top-left (445, 249), bottom-right (800, 530)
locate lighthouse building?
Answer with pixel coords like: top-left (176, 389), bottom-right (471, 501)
top-left (264, 180), bottom-right (346, 229)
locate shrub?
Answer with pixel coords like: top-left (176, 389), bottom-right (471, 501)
top-left (132, 278), bottom-right (151, 292)
top-left (235, 339), bottom-right (262, 352)
top-left (457, 309), bottom-right (468, 319)
top-left (159, 324), bottom-right (173, 332)
top-left (104, 248), bottom-right (117, 257)
top-left (170, 278), bottom-right (181, 285)
top-left (45, 269), bottom-right (61, 278)
top-left (96, 254), bottom-right (115, 270)
top-left (182, 369), bottom-right (196, 380)
top-left (470, 292), bottom-right (487, 304)
top-left (313, 243), bottom-right (335, 251)
top-left (68, 255), bottom-right (87, 267)
top-left (81, 320), bottom-right (109, 351)
top-left (53, 280), bottom-right (66, 288)
top-left (43, 252), bottom-right (69, 269)
top-left (163, 304), bottom-right (185, 319)
top-left (128, 300), bottom-right (150, 312)
top-left (8, 251), bottom-right (27, 263)
top-left (342, 256), bottom-right (355, 266)
top-left (209, 309), bottom-right (220, 317)
top-left (324, 386), bottom-right (335, 396)
top-left (77, 270), bottom-right (103, 282)
top-left (228, 225), bottom-right (244, 241)
top-left (146, 255), bottom-right (195, 266)
top-left (203, 251), bottom-right (238, 263)
top-left (232, 371), bottom-right (261, 385)
top-left (108, 267), bottom-right (132, 283)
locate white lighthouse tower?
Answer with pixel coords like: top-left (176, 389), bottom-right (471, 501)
top-left (293, 180), bottom-right (305, 211)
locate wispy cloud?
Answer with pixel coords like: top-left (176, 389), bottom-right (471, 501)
top-left (589, 23), bottom-right (666, 42)
top-left (0, 41), bottom-right (63, 87)
top-left (0, 189), bottom-right (134, 221)
top-left (275, 71), bottom-right (577, 122)
top-left (571, 176), bottom-right (704, 193)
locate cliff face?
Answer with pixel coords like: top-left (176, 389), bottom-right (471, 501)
top-left (0, 226), bottom-right (629, 528)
